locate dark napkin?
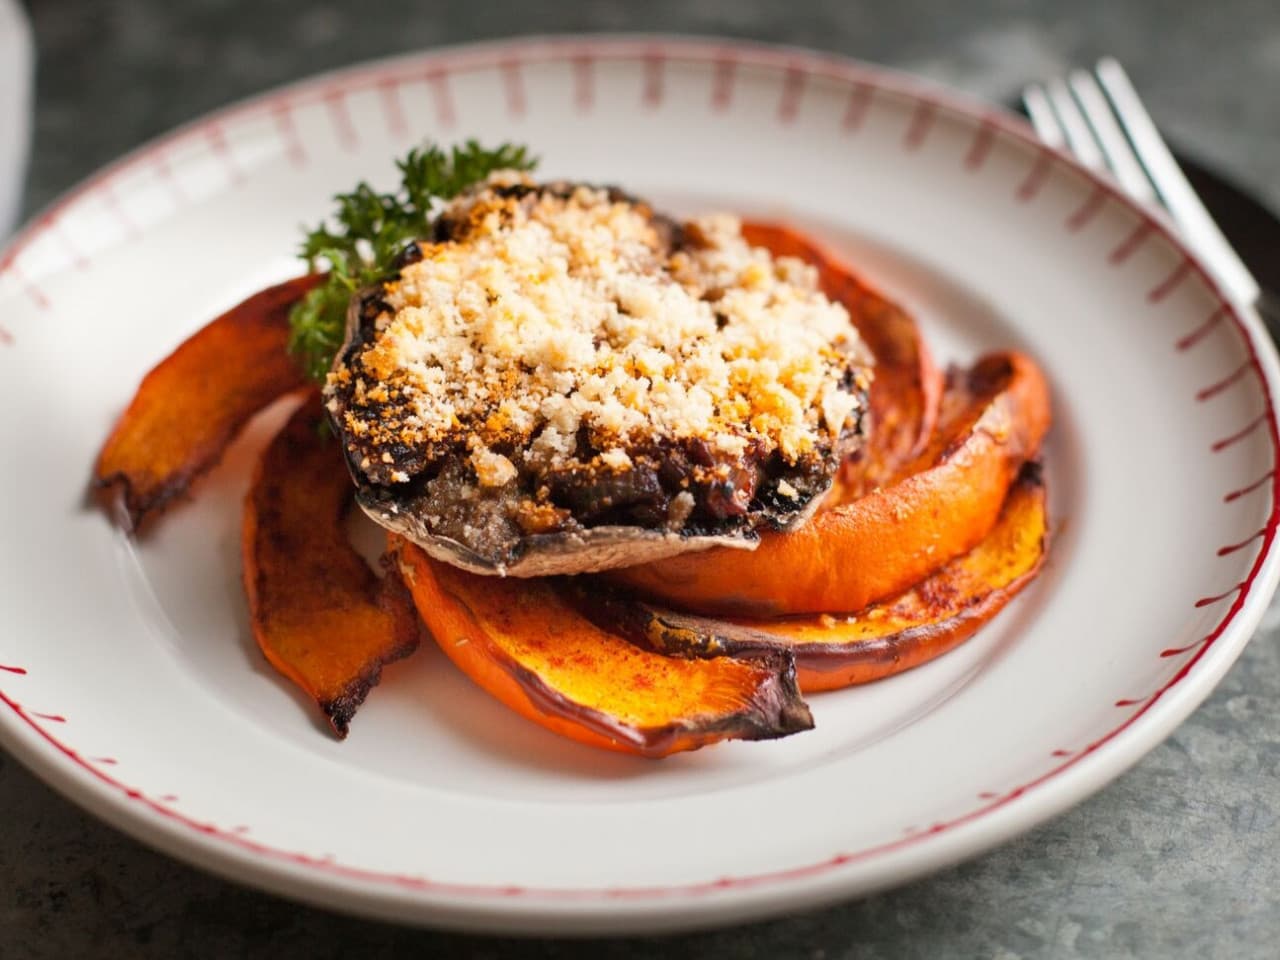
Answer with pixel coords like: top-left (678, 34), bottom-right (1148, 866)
top-left (1179, 151), bottom-right (1280, 299)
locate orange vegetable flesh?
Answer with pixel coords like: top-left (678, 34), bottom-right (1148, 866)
top-left (612, 352), bottom-right (1051, 617)
top-left (394, 540), bottom-right (813, 758)
top-left (577, 464), bottom-right (1046, 692)
top-left (740, 464), bottom-right (1047, 690)
top-left (242, 395), bottom-right (421, 737)
top-left (94, 274), bottom-right (321, 531)
top-left (741, 221), bottom-right (943, 495)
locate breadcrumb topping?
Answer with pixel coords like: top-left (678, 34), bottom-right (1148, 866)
top-left (327, 174), bottom-right (870, 497)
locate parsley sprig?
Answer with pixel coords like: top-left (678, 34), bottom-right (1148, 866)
top-left (288, 141), bottom-right (538, 382)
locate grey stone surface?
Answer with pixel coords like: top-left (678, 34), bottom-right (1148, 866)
top-left (4, 1), bottom-right (1280, 957)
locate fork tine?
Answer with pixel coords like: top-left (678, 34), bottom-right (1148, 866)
top-left (1022, 85), bottom-right (1066, 149)
top-left (1043, 78), bottom-right (1106, 171)
top-left (1095, 57), bottom-right (1259, 303)
top-left (1066, 70), bottom-right (1160, 205)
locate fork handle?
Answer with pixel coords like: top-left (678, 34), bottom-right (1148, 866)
top-left (1097, 59), bottom-right (1261, 308)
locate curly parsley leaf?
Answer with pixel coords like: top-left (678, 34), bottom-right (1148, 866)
top-left (288, 140), bottom-right (538, 383)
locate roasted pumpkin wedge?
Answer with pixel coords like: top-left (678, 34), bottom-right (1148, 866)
top-left (242, 394), bottom-right (421, 737)
top-left (394, 539), bottom-right (814, 757)
top-left (95, 274), bottom-right (322, 531)
top-left (774, 463), bottom-right (1047, 690)
top-left (612, 352), bottom-right (1051, 616)
top-left (741, 221), bottom-right (943, 498)
top-left (578, 463), bottom-right (1047, 691)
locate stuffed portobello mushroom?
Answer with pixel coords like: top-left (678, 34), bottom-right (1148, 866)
top-left (325, 174), bottom-right (873, 576)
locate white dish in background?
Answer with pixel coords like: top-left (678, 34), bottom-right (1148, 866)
top-left (0, 37), bottom-right (1277, 935)
top-left (0, 0), bottom-right (34, 236)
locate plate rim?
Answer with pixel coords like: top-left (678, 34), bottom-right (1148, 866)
top-left (2, 33), bottom-right (1278, 933)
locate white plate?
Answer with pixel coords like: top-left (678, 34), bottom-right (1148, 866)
top-left (1, 37), bottom-right (1277, 935)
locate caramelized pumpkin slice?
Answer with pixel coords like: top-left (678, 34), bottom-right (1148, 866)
top-left (581, 464), bottom-right (1047, 692)
top-left (742, 463), bottom-right (1047, 690)
top-left (613, 352), bottom-right (1051, 616)
top-left (242, 394), bottom-right (421, 738)
top-left (394, 540), bottom-right (813, 757)
top-left (742, 221), bottom-right (942, 495)
top-left (95, 274), bottom-right (321, 531)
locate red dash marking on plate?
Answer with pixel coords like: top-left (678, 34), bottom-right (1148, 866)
top-left (903, 101), bottom-right (936, 150)
top-left (501, 60), bottom-right (526, 117)
top-left (0, 250), bottom-right (47, 311)
top-left (31, 712), bottom-right (66, 723)
top-left (1197, 362), bottom-right (1253, 402)
top-left (1015, 150), bottom-right (1053, 202)
top-left (1177, 308), bottom-right (1228, 353)
top-left (1108, 221), bottom-right (1154, 265)
top-left (1217, 529), bottom-right (1265, 557)
top-left (573, 55), bottom-right (594, 111)
top-left (1195, 583), bottom-right (1246, 608)
top-left (977, 792), bottom-right (999, 800)
top-left (1114, 697), bottom-right (1148, 708)
top-left (1225, 471), bottom-right (1275, 503)
top-left (232, 825), bottom-right (250, 835)
top-left (206, 125), bottom-right (244, 184)
top-left (378, 78), bottom-right (407, 137)
top-left (0, 325), bottom-right (12, 344)
top-left (160, 794), bottom-right (179, 803)
top-left (40, 213), bottom-right (89, 271)
top-left (272, 104), bottom-right (307, 168)
top-left (427, 69), bottom-right (456, 128)
top-left (1176, 306), bottom-right (1229, 351)
top-left (98, 181), bottom-right (141, 239)
top-left (324, 90), bottom-right (358, 151)
top-left (964, 120), bottom-right (996, 170)
top-left (90, 756), bottom-right (119, 766)
top-left (152, 151), bottom-right (187, 203)
top-left (1148, 258), bottom-right (1193, 303)
top-left (643, 53), bottom-right (665, 107)
top-left (1066, 184), bottom-right (1107, 231)
top-left (1212, 414), bottom-right (1267, 452)
top-left (777, 67), bottom-right (805, 124)
top-left (1161, 638), bottom-right (1208, 657)
top-left (842, 84), bottom-right (872, 131)
top-left (0, 665), bottom-right (26, 675)
top-left (711, 56), bottom-right (735, 111)
top-left (1050, 749), bottom-right (1073, 757)
top-left (13, 273), bottom-right (45, 309)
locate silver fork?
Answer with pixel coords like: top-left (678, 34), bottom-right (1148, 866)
top-left (1022, 58), bottom-right (1269, 316)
